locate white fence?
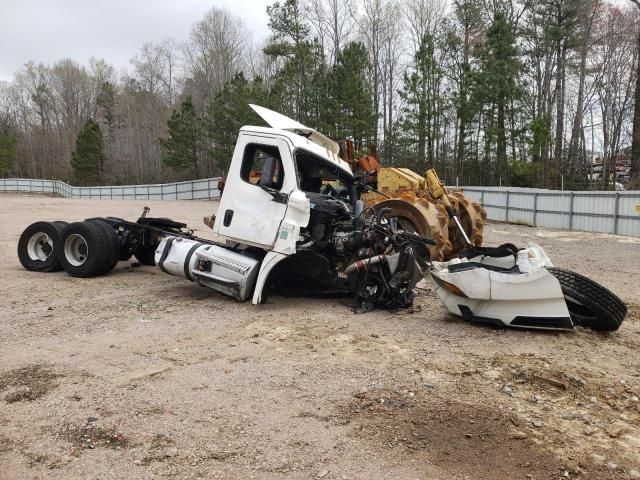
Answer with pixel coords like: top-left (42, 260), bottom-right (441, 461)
top-left (2, 178), bottom-right (639, 237)
top-left (462, 186), bottom-right (640, 237)
top-left (0, 177), bottom-right (221, 201)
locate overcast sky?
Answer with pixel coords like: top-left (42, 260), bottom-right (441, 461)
top-left (0, 0), bottom-right (272, 82)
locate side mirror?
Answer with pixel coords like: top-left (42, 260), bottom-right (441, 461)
top-left (259, 184), bottom-right (288, 204)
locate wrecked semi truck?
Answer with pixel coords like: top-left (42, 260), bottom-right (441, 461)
top-left (18, 115), bottom-right (431, 312)
top-left (17, 105), bottom-right (628, 330)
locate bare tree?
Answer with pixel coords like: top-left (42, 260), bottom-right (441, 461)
top-left (592, 3), bottom-right (638, 187)
top-left (629, 0), bottom-right (640, 185)
top-left (403, 0), bottom-right (448, 50)
top-left (380, 2), bottom-right (404, 159)
top-left (354, 0), bottom-right (402, 146)
top-left (182, 7), bottom-right (247, 109)
top-left (246, 41), bottom-right (281, 86)
top-left (304, 0), bottom-right (356, 65)
top-left (130, 39), bottom-right (178, 108)
top-left (566, 0), bottom-right (601, 178)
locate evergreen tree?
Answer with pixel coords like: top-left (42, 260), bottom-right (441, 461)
top-left (447, 0), bottom-right (484, 180)
top-left (160, 96), bottom-right (202, 178)
top-left (264, 0), bottom-right (328, 129)
top-left (473, 12), bottom-right (522, 184)
top-left (0, 127), bottom-right (17, 176)
top-left (530, 113), bottom-right (552, 169)
top-left (71, 119), bottom-right (105, 185)
top-left (398, 34), bottom-right (443, 170)
top-left (329, 42), bottom-right (376, 147)
top-left (96, 81), bottom-right (117, 129)
top-left (206, 73), bottom-right (269, 174)
top-left (528, 0), bottom-right (581, 187)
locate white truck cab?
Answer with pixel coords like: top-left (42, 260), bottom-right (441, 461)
top-left (213, 105), bottom-right (353, 256)
top-left (156, 106), bottom-right (366, 305)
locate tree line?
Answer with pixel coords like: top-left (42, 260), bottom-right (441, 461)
top-left (0, 0), bottom-right (638, 189)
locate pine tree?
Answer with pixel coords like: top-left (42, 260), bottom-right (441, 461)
top-left (544, 0), bottom-right (581, 176)
top-left (330, 42), bottom-right (376, 147)
top-left (448, 0), bottom-right (484, 180)
top-left (206, 73), bottom-right (269, 174)
top-left (160, 96), bottom-right (202, 178)
top-left (0, 127), bottom-right (17, 176)
top-left (264, 0), bottom-right (328, 129)
top-left (398, 34), bottom-right (443, 170)
top-left (473, 12), bottom-right (522, 184)
top-left (96, 81), bottom-right (117, 129)
top-left (71, 119), bottom-right (105, 185)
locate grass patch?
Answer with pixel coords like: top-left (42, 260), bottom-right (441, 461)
top-left (58, 422), bottom-right (129, 451)
top-left (0, 364), bottom-right (63, 403)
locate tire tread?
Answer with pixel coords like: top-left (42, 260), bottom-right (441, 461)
top-left (57, 221), bottom-right (111, 277)
top-left (547, 267), bottom-right (627, 331)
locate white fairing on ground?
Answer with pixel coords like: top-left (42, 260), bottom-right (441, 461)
top-left (430, 243), bottom-right (572, 330)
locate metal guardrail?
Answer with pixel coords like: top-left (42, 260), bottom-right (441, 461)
top-left (461, 186), bottom-right (640, 237)
top-left (0, 177), bottom-right (221, 201)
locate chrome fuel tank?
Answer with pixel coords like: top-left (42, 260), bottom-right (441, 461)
top-left (155, 237), bottom-right (260, 301)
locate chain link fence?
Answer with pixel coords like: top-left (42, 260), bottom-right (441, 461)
top-left (0, 178), bottom-right (221, 200)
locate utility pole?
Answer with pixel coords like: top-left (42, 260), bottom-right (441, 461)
top-left (629, 0), bottom-right (640, 186)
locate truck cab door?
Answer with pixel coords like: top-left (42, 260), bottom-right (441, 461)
top-left (213, 135), bottom-right (293, 249)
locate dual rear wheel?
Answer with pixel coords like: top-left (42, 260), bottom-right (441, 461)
top-left (18, 220), bottom-right (144, 277)
top-left (56, 220), bottom-right (120, 277)
top-left (17, 221), bottom-right (68, 272)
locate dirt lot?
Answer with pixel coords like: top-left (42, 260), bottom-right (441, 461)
top-left (1, 194), bottom-right (639, 480)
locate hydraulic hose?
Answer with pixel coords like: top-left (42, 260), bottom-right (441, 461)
top-left (376, 207), bottom-right (392, 226)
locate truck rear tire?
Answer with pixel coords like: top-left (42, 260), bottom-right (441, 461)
top-left (18, 221), bottom-right (67, 272)
top-left (56, 221), bottom-right (112, 277)
top-left (86, 220), bottom-right (121, 275)
top-left (547, 267), bottom-right (627, 331)
top-left (47, 221), bottom-right (69, 271)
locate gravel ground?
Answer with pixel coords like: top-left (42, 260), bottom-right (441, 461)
top-left (1, 194), bottom-right (639, 480)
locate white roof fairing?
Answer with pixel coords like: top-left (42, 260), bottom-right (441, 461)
top-left (245, 105), bottom-right (353, 178)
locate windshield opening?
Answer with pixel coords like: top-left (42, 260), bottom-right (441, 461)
top-left (295, 150), bottom-right (354, 203)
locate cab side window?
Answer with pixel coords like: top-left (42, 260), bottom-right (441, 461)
top-left (240, 144), bottom-right (284, 190)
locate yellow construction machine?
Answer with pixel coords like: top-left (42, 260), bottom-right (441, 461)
top-left (342, 143), bottom-right (486, 261)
